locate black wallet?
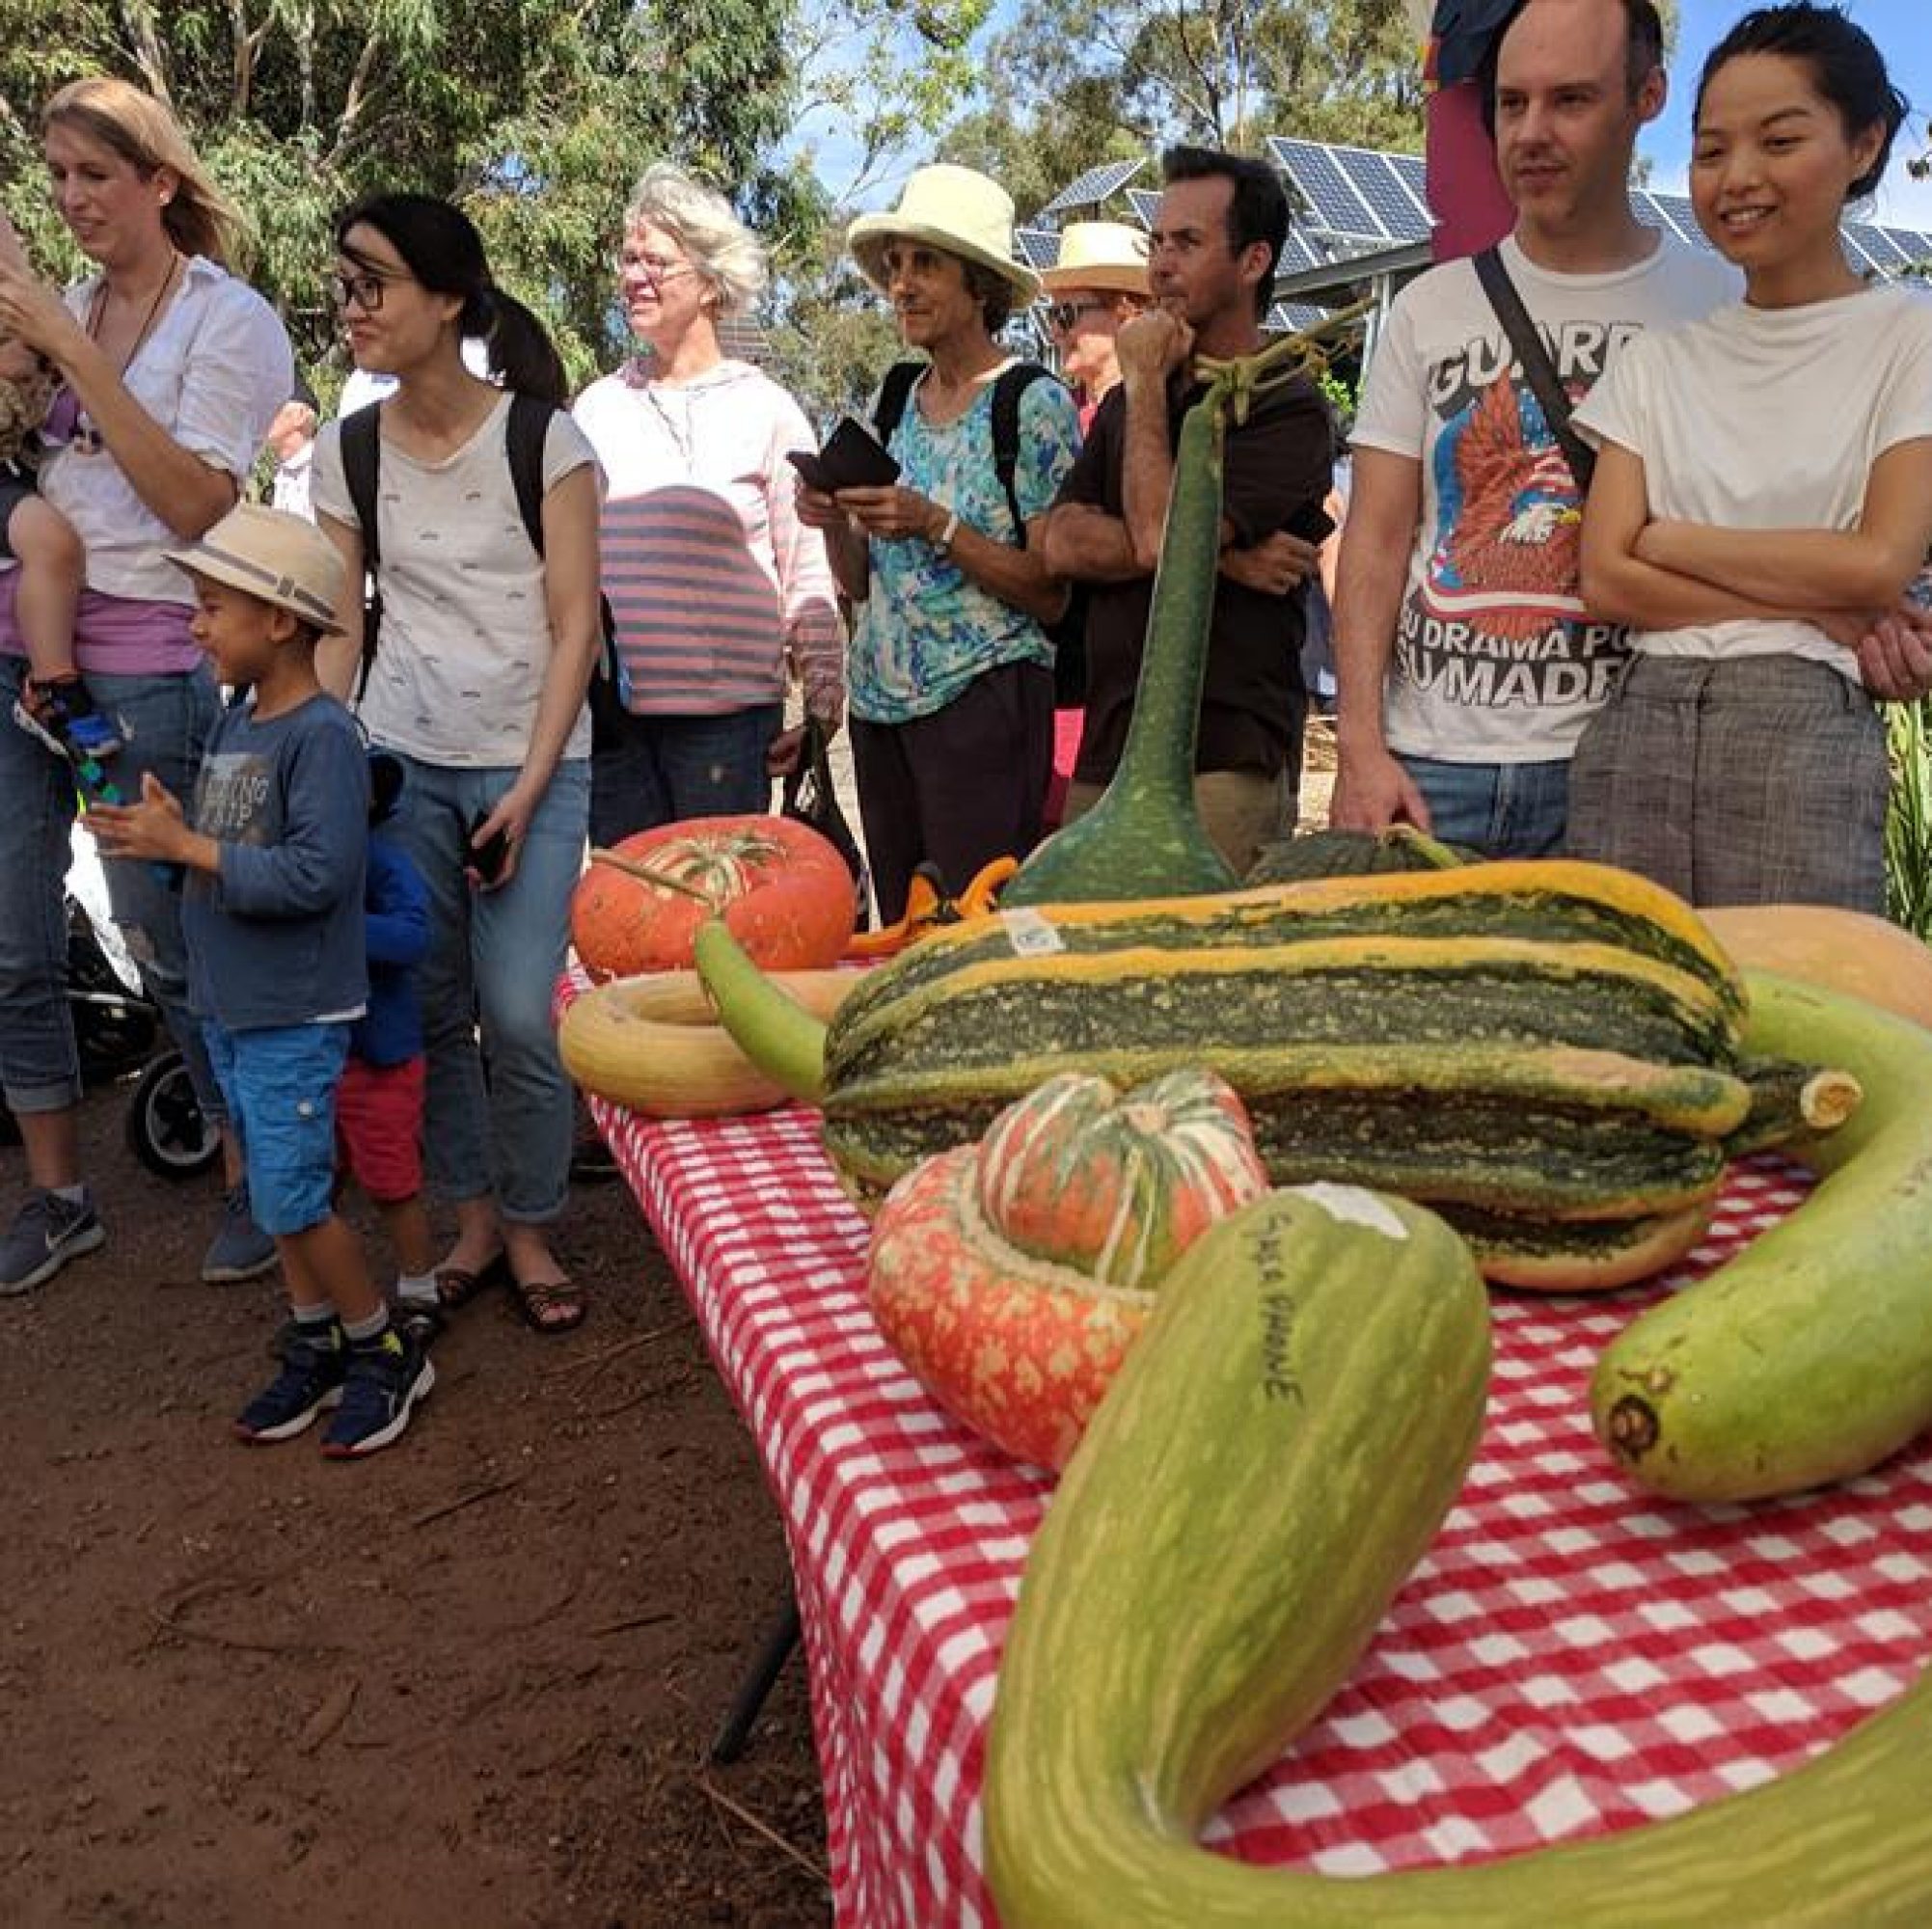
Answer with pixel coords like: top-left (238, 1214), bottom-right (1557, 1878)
top-left (787, 415), bottom-right (902, 493)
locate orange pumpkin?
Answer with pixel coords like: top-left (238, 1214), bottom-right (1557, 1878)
top-left (867, 1069), bottom-right (1269, 1469)
top-left (571, 815), bottom-right (857, 981)
top-left (1699, 904), bottom-right (1932, 1030)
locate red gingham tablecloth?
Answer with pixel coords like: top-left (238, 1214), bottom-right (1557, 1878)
top-left (578, 1064), bottom-right (1932, 1927)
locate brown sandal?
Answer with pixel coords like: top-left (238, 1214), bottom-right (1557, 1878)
top-left (508, 1272), bottom-right (585, 1335)
top-left (435, 1251), bottom-right (506, 1310)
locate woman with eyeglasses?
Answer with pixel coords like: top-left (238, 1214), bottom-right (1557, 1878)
top-left (0, 76), bottom-right (292, 1296)
top-left (571, 163), bottom-right (841, 849)
top-left (309, 194), bottom-right (603, 1335)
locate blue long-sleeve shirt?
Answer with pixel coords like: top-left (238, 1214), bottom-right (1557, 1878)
top-left (182, 693), bottom-right (368, 1032)
top-left (352, 829), bottom-right (428, 1066)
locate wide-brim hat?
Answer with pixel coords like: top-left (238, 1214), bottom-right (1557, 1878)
top-left (164, 502), bottom-right (346, 634)
top-left (1039, 221), bottom-right (1151, 297)
top-left (848, 164), bottom-right (1042, 302)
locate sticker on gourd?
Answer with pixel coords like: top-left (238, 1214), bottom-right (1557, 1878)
top-left (1288, 1182), bottom-right (1411, 1239)
top-left (1000, 909), bottom-right (1065, 958)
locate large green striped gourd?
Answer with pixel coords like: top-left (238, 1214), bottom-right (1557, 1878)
top-left (823, 859), bottom-right (1754, 1283)
top-left (986, 1185), bottom-right (1932, 1927)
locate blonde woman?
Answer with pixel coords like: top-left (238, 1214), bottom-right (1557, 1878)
top-left (0, 77), bottom-right (292, 1294)
top-left (573, 163), bottom-right (841, 846)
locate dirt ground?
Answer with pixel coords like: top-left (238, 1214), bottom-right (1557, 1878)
top-left (0, 1080), bottom-right (830, 1928)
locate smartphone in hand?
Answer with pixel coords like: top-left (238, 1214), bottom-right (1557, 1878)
top-left (786, 415), bottom-right (902, 494)
top-left (1282, 499), bottom-right (1337, 545)
top-left (468, 808), bottom-right (510, 884)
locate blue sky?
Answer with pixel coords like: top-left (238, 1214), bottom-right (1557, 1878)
top-left (1647, 0), bottom-right (1932, 228)
top-left (802, 0), bottom-right (1932, 232)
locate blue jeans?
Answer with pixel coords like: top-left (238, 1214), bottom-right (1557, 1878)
top-left (385, 753), bottom-right (588, 1223)
top-left (1399, 753), bottom-right (1570, 859)
top-left (0, 654), bottom-right (224, 1118)
top-left (588, 704), bottom-right (781, 849)
top-left (204, 1019), bottom-right (349, 1236)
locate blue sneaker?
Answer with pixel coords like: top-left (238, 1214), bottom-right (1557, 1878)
top-left (202, 1183), bottom-right (279, 1284)
top-left (0, 1187), bottom-right (105, 1295)
top-left (234, 1319), bottom-right (345, 1442)
top-left (322, 1326), bottom-right (435, 1459)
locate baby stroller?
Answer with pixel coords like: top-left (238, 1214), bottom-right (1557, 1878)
top-left (0, 829), bottom-right (221, 1178)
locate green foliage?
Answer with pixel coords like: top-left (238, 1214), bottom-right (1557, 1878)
top-left (1887, 697), bottom-right (1932, 940)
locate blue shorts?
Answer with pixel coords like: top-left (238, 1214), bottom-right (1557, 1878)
top-left (203, 1019), bottom-right (351, 1236)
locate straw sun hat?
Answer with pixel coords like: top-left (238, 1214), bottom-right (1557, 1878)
top-left (848, 164), bottom-right (1042, 302)
top-left (1038, 221), bottom-right (1151, 297)
top-left (165, 502), bottom-right (346, 633)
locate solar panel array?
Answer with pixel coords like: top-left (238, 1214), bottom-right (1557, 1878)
top-left (1038, 157), bottom-right (1146, 217)
top-left (1257, 135), bottom-right (1932, 280)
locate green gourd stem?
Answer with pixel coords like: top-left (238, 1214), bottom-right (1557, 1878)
top-left (1003, 382), bottom-right (1240, 906)
top-left (692, 919), bottom-right (829, 1103)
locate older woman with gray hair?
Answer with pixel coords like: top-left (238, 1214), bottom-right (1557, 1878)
top-left (573, 162), bottom-right (841, 845)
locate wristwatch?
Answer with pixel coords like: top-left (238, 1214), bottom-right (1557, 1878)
top-left (934, 508), bottom-right (961, 554)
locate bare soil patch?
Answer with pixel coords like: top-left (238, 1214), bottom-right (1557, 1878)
top-left (1, 1081), bottom-right (829, 1928)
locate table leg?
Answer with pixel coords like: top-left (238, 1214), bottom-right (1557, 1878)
top-left (707, 1589), bottom-right (803, 1765)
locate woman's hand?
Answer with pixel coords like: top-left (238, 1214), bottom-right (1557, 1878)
top-left (0, 259), bottom-right (85, 369)
top-left (468, 782), bottom-right (539, 891)
top-left (1855, 605), bottom-right (1932, 702)
top-left (793, 479), bottom-right (845, 531)
top-left (835, 484), bottom-right (941, 544)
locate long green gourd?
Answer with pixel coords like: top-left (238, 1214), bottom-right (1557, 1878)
top-left (1592, 968), bottom-right (1932, 1501)
top-left (986, 1183), bottom-right (1932, 1927)
top-left (1003, 343), bottom-right (1318, 907)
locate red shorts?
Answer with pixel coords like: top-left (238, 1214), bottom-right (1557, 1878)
top-left (334, 1054), bottom-right (425, 1203)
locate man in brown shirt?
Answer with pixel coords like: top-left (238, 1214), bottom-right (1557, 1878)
top-left (1043, 145), bottom-right (1333, 874)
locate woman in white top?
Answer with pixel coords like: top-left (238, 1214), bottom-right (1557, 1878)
top-left (311, 194), bottom-right (603, 1334)
top-left (572, 163), bottom-right (841, 849)
top-left (1572, 3), bottom-right (1932, 910)
top-left (0, 76), bottom-right (292, 1295)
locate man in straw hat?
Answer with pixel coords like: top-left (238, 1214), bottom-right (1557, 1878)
top-left (1039, 221), bottom-right (1152, 432)
top-left (1043, 146), bottom-right (1333, 876)
top-left (797, 163), bottom-right (1081, 925)
top-left (91, 503), bottom-right (434, 1457)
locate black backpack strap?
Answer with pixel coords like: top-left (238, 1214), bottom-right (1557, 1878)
top-left (340, 401), bottom-right (383, 702)
top-left (1473, 246), bottom-right (1596, 496)
top-left (870, 361), bottom-right (924, 451)
top-left (505, 390), bottom-right (555, 556)
top-left (989, 363), bottom-right (1059, 549)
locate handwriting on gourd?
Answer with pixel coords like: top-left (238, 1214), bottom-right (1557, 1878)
top-left (1251, 1221), bottom-right (1304, 1406)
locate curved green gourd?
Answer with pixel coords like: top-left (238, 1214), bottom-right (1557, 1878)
top-left (1004, 340), bottom-right (1325, 909)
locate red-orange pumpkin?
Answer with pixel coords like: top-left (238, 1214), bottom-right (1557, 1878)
top-left (571, 814), bottom-right (857, 981)
top-left (867, 1069), bottom-right (1269, 1469)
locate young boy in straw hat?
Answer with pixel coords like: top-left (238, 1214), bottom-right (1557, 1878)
top-left (92, 502), bottom-right (434, 1457)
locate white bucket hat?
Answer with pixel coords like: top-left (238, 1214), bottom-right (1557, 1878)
top-left (848, 164), bottom-right (1042, 302)
top-left (1039, 221), bottom-right (1151, 297)
top-left (165, 502), bottom-right (346, 634)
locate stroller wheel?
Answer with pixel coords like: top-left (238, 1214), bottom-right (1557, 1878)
top-left (126, 1049), bottom-right (221, 1180)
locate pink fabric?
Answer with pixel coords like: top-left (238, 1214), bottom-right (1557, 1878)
top-left (1427, 80), bottom-right (1514, 262)
top-left (1041, 705), bottom-right (1085, 829)
top-left (0, 568), bottom-right (199, 675)
top-left (552, 971), bottom-right (1932, 1929)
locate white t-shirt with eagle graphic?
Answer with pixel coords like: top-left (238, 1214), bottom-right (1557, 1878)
top-left (1352, 231), bottom-right (1737, 764)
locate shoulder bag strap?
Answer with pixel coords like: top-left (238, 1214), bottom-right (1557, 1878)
top-left (340, 401), bottom-right (384, 702)
top-left (989, 363), bottom-right (1059, 549)
top-left (870, 360), bottom-right (924, 450)
top-left (1473, 246), bottom-right (1596, 496)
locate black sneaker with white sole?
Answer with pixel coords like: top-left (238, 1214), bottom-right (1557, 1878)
top-left (321, 1326), bottom-right (435, 1458)
top-left (234, 1318), bottom-right (346, 1442)
top-left (0, 1188), bottom-right (106, 1296)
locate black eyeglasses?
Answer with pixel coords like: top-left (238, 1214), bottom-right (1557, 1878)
top-left (1046, 298), bottom-right (1112, 334)
top-left (330, 271), bottom-right (394, 313)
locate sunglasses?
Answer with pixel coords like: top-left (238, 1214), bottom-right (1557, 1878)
top-left (1046, 298), bottom-right (1113, 333)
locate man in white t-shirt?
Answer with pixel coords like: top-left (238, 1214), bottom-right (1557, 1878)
top-left (1332, 0), bottom-right (1738, 856)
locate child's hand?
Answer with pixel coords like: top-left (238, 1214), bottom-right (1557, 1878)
top-left (90, 771), bottom-right (192, 864)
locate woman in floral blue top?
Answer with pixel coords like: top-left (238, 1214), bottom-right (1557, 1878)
top-left (797, 165), bottom-right (1080, 923)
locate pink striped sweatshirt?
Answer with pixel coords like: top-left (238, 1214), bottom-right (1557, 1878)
top-left (572, 358), bottom-right (843, 722)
